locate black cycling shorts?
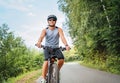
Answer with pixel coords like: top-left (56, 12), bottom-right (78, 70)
top-left (43, 47), bottom-right (64, 61)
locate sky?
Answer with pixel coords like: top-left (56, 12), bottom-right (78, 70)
top-left (0, 0), bottom-right (72, 48)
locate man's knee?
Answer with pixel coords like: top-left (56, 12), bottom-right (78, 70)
top-left (43, 61), bottom-right (48, 66)
top-left (58, 59), bottom-right (64, 64)
top-left (44, 61), bottom-right (48, 63)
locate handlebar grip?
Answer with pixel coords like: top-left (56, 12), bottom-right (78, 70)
top-left (35, 44), bottom-right (44, 48)
top-left (41, 45), bottom-right (44, 47)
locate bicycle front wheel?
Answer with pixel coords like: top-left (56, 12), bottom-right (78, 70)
top-left (50, 63), bottom-right (59, 83)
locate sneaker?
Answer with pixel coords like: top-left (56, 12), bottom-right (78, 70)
top-left (41, 78), bottom-right (46, 83)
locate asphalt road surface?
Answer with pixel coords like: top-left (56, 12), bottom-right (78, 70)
top-left (36, 62), bottom-right (120, 83)
top-left (60, 62), bottom-right (120, 83)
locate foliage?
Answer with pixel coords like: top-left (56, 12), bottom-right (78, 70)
top-left (63, 47), bottom-right (81, 62)
top-left (0, 24), bottom-right (44, 82)
top-left (58, 0), bottom-right (120, 74)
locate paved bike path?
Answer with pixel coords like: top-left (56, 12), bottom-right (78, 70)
top-left (60, 62), bottom-right (120, 83)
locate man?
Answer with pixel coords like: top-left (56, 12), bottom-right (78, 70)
top-left (36, 15), bottom-right (70, 83)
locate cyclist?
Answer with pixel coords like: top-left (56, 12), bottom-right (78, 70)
top-left (36, 15), bottom-right (70, 83)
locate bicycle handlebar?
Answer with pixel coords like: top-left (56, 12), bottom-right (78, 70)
top-left (35, 44), bottom-right (66, 51)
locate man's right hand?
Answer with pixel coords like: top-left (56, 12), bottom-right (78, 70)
top-left (35, 43), bottom-right (42, 48)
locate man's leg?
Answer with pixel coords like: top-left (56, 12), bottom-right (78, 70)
top-left (41, 61), bottom-right (48, 79)
top-left (57, 59), bottom-right (64, 70)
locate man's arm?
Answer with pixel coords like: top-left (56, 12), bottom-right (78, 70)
top-left (36, 29), bottom-right (46, 48)
top-left (58, 28), bottom-right (70, 50)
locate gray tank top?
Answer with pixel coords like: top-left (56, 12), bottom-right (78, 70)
top-left (45, 27), bottom-right (59, 48)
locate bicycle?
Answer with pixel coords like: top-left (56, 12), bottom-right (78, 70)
top-left (36, 45), bottom-right (66, 83)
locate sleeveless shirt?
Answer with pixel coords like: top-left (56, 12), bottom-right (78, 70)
top-left (45, 27), bottom-right (59, 48)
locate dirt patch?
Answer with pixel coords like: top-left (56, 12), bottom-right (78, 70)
top-left (16, 70), bottom-right (40, 83)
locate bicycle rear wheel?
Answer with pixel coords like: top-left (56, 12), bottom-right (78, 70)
top-left (50, 63), bottom-right (59, 83)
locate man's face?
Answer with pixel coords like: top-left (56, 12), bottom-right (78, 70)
top-left (48, 18), bottom-right (56, 27)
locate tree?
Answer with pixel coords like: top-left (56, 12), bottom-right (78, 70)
top-left (0, 24), bottom-right (44, 82)
top-left (58, 0), bottom-right (120, 73)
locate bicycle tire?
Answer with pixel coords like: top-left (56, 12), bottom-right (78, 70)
top-left (49, 63), bottom-right (59, 83)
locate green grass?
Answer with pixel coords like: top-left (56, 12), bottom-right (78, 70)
top-left (79, 61), bottom-right (120, 75)
top-left (24, 70), bottom-right (41, 83)
top-left (79, 61), bottom-right (102, 69)
top-left (6, 69), bottom-right (41, 83)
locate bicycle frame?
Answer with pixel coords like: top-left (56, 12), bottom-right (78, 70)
top-left (35, 44), bottom-right (66, 83)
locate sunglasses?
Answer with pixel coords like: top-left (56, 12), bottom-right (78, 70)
top-left (48, 19), bottom-right (56, 21)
